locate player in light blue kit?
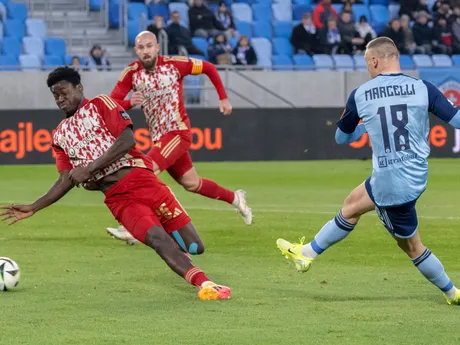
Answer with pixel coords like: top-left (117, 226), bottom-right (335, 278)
top-left (277, 37), bottom-right (460, 305)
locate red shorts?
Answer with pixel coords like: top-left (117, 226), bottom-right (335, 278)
top-left (147, 130), bottom-right (193, 180)
top-left (104, 168), bottom-right (191, 242)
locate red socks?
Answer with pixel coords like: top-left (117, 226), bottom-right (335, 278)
top-left (185, 267), bottom-right (210, 287)
top-left (195, 178), bottom-right (235, 204)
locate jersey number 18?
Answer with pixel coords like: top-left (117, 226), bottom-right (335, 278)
top-left (377, 104), bottom-right (410, 153)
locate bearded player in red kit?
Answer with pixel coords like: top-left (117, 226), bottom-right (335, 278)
top-left (0, 67), bottom-right (231, 300)
top-left (106, 31), bottom-right (252, 245)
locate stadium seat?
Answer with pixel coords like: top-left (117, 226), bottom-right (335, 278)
top-left (0, 55), bottom-right (19, 71)
top-left (388, 3), bottom-right (400, 19)
top-left (452, 54), bottom-right (460, 66)
top-left (45, 37), bottom-right (66, 59)
top-left (128, 3), bottom-right (148, 20)
top-left (352, 4), bottom-right (370, 22)
top-left (234, 0), bottom-right (252, 4)
top-left (273, 21), bottom-right (292, 39)
top-left (1, 37), bottom-right (21, 57)
top-left (353, 54), bottom-right (366, 70)
top-left (188, 54), bottom-right (205, 60)
top-left (272, 3), bottom-right (292, 22)
top-left (235, 21), bottom-right (252, 38)
top-left (313, 54), bottom-right (334, 70)
top-left (333, 54), bottom-right (354, 70)
top-left (232, 3), bottom-right (252, 23)
top-left (168, 3), bottom-right (188, 27)
top-left (23, 37), bottom-right (44, 58)
top-left (370, 0), bottom-right (389, 5)
top-left (7, 2), bottom-right (27, 22)
top-left (253, 4), bottom-right (272, 21)
top-left (43, 55), bottom-right (64, 70)
top-left (293, 4), bottom-right (310, 20)
top-left (251, 37), bottom-right (272, 66)
top-left (26, 19), bottom-right (47, 38)
top-left (293, 54), bottom-right (314, 70)
top-left (109, 3), bottom-right (125, 28)
top-left (127, 19), bottom-right (139, 46)
top-left (293, 0), bottom-right (311, 5)
top-left (432, 54), bottom-right (452, 67)
top-left (4, 19), bottom-right (25, 39)
top-left (332, 4), bottom-right (343, 13)
top-left (89, 0), bottom-right (103, 11)
top-left (257, 55), bottom-right (272, 67)
top-left (191, 37), bottom-right (208, 58)
top-left (0, 3), bottom-right (6, 22)
top-left (370, 5), bottom-right (388, 25)
top-left (274, 0), bottom-right (292, 6)
top-left (254, 0), bottom-right (273, 5)
top-left (273, 37), bottom-right (292, 57)
top-left (253, 21), bottom-right (272, 39)
top-left (399, 54), bottom-right (415, 69)
top-left (148, 3), bottom-right (169, 21)
top-left (0, 23), bottom-right (3, 39)
top-left (19, 54), bottom-right (41, 71)
top-left (228, 37), bottom-right (238, 49)
top-left (272, 55), bottom-right (293, 70)
top-left (412, 54), bottom-right (432, 68)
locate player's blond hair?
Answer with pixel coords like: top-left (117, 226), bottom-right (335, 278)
top-left (366, 37), bottom-right (400, 59)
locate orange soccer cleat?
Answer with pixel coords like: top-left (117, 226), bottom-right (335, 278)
top-left (198, 282), bottom-right (232, 300)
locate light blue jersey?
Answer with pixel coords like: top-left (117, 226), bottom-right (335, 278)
top-left (337, 73), bottom-right (460, 207)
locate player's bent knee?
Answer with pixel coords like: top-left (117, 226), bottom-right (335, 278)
top-left (189, 241), bottom-right (204, 255)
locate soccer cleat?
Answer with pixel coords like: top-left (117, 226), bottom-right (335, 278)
top-left (198, 282), bottom-right (232, 300)
top-left (276, 237), bottom-right (313, 273)
top-left (234, 189), bottom-right (252, 225)
top-left (106, 226), bottom-right (139, 245)
top-left (445, 289), bottom-right (460, 305)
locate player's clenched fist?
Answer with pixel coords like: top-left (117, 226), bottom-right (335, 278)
top-left (219, 99), bottom-right (232, 116)
top-left (69, 167), bottom-right (92, 185)
top-left (130, 91), bottom-right (144, 107)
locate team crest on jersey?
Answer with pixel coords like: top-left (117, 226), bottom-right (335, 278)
top-left (68, 147), bottom-right (76, 158)
top-left (120, 111), bottom-right (131, 121)
top-left (438, 78), bottom-right (460, 106)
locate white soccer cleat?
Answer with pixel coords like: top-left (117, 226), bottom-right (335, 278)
top-left (106, 226), bottom-right (139, 245)
top-left (234, 189), bottom-right (252, 225)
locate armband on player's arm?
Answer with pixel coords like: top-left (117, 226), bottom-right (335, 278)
top-left (176, 57), bottom-right (228, 100)
top-left (335, 124), bottom-right (366, 144)
top-left (423, 80), bottom-right (460, 128)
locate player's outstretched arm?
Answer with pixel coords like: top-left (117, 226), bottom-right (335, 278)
top-left (0, 171), bottom-right (74, 225)
top-left (70, 127), bottom-right (136, 184)
top-left (202, 61), bottom-right (232, 115)
top-left (335, 124), bottom-right (367, 144)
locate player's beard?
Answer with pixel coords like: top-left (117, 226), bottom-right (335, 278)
top-left (141, 56), bottom-right (157, 71)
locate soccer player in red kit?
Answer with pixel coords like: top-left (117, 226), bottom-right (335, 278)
top-left (0, 67), bottom-right (231, 300)
top-left (105, 31), bottom-right (252, 244)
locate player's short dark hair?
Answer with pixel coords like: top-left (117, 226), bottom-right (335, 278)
top-left (46, 66), bottom-right (81, 88)
top-left (366, 37), bottom-right (399, 59)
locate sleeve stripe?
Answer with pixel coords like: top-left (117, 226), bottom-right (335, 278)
top-left (96, 95), bottom-right (117, 110)
top-left (191, 59), bottom-right (203, 75)
top-left (119, 63), bottom-right (138, 82)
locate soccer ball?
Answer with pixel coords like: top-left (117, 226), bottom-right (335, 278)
top-left (0, 257), bottom-right (20, 291)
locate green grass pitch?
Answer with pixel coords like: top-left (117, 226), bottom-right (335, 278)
top-left (1, 160), bottom-right (460, 345)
